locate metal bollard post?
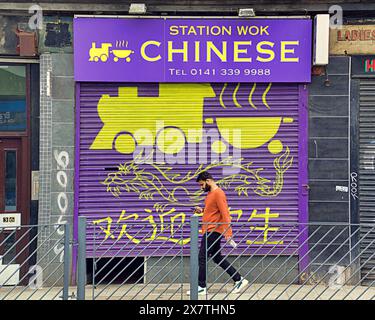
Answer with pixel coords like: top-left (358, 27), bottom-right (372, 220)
top-left (77, 216), bottom-right (87, 300)
top-left (63, 223), bottom-right (71, 300)
top-left (190, 215), bottom-right (199, 300)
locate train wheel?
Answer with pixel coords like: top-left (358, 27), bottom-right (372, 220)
top-left (94, 57), bottom-right (99, 62)
top-left (100, 54), bottom-right (108, 62)
top-left (114, 133), bottom-right (136, 154)
top-left (114, 57), bottom-right (119, 62)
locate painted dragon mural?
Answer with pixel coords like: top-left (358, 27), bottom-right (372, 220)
top-left (101, 147), bottom-right (293, 212)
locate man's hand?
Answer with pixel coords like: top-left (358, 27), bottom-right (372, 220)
top-left (194, 206), bottom-right (203, 214)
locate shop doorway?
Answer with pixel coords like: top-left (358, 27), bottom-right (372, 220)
top-left (0, 64), bottom-right (31, 286)
top-left (0, 138), bottom-right (30, 284)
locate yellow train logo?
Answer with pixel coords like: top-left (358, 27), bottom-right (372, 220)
top-left (89, 42), bottom-right (134, 63)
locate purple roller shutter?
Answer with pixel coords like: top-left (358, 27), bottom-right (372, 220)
top-left (76, 82), bottom-right (308, 258)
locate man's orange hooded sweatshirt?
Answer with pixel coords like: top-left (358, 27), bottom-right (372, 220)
top-left (201, 188), bottom-right (232, 238)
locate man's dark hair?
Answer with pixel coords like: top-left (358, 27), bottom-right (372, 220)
top-left (196, 171), bottom-right (213, 182)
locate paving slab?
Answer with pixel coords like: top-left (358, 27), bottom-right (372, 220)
top-left (0, 283), bottom-right (374, 300)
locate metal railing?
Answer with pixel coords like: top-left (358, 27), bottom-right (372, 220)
top-left (0, 223), bottom-right (71, 300)
top-left (193, 219), bottom-right (375, 300)
top-left (78, 216), bottom-right (188, 300)
top-left (2, 217), bottom-right (373, 300)
top-left (76, 216), bottom-right (375, 300)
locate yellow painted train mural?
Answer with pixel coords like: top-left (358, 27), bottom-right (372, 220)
top-left (90, 83), bottom-right (293, 155)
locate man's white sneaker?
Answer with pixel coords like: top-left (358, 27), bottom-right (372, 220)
top-left (233, 278), bottom-right (249, 294)
top-left (187, 286), bottom-right (207, 296)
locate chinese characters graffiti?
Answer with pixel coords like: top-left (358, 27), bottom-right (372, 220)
top-left (93, 207), bottom-right (284, 247)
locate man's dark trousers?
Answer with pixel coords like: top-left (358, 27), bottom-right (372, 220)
top-left (198, 231), bottom-right (241, 288)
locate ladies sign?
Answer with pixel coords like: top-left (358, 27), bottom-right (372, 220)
top-left (73, 17), bottom-right (312, 82)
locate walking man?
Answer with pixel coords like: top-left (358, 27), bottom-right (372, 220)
top-left (187, 171), bottom-right (249, 296)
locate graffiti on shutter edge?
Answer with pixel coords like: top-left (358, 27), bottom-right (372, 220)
top-left (54, 150), bottom-right (70, 262)
top-left (350, 172), bottom-right (359, 201)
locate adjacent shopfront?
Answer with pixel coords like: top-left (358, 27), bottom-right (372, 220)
top-left (351, 55), bottom-right (375, 284)
top-left (73, 17), bottom-right (312, 275)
